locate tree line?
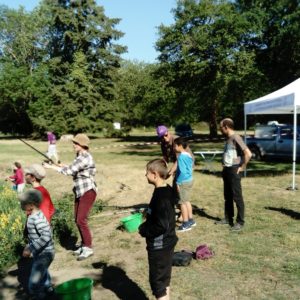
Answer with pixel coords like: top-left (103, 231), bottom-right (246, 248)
top-left (0, 0), bottom-right (299, 137)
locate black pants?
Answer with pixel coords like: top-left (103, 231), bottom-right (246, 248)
top-left (222, 166), bottom-right (245, 225)
top-left (148, 246), bottom-right (175, 298)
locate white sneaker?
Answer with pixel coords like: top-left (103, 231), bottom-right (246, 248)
top-left (77, 247), bottom-right (93, 261)
top-left (72, 247), bottom-right (83, 256)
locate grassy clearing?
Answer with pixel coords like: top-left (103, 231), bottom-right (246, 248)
top-left (0, 131), bottom-right (299, 299)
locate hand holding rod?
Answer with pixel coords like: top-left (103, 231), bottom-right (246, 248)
top-left (19, 138), bottom-right (60, 167)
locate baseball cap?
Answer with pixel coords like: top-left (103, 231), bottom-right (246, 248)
top-left (24, 164), bottom-right (46, 180)
top-left (156, 125), bottom-right (168, 138)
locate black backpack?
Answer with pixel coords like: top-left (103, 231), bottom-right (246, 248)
top-left (172, 250), bottom-right (193, 266)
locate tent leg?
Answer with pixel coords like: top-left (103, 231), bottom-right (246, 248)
top-left (244, 113), bottom-right (247, 177)
top-left (287, 105), bottom-right (298, 190)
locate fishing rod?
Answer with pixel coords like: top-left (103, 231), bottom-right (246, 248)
top-left (99, 203), bottom-right (148, 211)
top-left (19, 138), bottom-right (59, 166)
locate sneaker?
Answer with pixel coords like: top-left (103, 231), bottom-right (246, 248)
top-left (72, 246), bottom-right (83, 256)
top-left (188, 219), bottom-right (196, 227)
top-left (230, 223), bottom-right (243, 232)
top-left (77, 247), bottom-right (94, 261)
top-left (177, 223), bottom-right (192, 232)
top-left (214, 218), bottom-right (229, 225)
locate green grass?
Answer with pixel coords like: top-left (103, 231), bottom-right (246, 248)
top-left (0, 130), bottom-right (299, 299)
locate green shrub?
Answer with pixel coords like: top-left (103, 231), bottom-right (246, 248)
top-left (0, 187), bottom-right (104, 274)
top-left (51, 194), bottom-right (104, 247)
top-left (52, 194), bottom-right (78, 245)
top-left (0, 183), bottom-right (25, 275)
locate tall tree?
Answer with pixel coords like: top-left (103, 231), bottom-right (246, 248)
top-left (115, 61), bottom-right (176, 129)
top-left (0, 6), bottom-right (46, 134)
top-left (156, 0), bottom-right (264, 135)
top-left (237, 0), bottom-right (300, 88)
top-left (32, 0), bottom-right (126, 135)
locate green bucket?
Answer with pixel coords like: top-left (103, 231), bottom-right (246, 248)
top-left (55, 277), bottom-right (93, 300)
top-left (120, 213), bottom-right (142, 233)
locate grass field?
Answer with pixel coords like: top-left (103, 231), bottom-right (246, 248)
top-left (0, 131), bottom-right (299, 299)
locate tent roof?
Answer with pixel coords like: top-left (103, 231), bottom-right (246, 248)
top-left (244, 78), bottom-right (300, 115)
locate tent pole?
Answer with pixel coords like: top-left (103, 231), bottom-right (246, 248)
top-left (291, 104), bottom-right (297, 190)
top-left (244, 113), bottom-right (247, 177)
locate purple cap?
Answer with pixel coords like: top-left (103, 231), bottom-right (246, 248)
top-left (156, 125), bottom-right (168, 137)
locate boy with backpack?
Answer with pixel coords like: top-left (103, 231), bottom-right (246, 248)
top-left (174, 137), bottom-right (196, 232)
top-left (19, 190), bottom-right (55, 299)
top-left (139, 159), bottom-right (178, 300)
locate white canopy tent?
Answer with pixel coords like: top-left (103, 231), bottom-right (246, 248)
top-left (244, 78), bottom-right (300, 190)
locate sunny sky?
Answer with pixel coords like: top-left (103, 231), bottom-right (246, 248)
top-left (1, 0), bottom-right (177, 63)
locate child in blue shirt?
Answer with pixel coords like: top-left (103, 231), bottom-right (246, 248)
top-left (174, 137), bottom-right (196, 232)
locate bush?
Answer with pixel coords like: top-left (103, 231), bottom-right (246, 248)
top-left (51, 194), bottom-right (78, 247)
top-left (51, 194), bottom-right (104, 248)
top-left (0, 183), bottom-right (25, 275)
top-left (0, 187), bottom-right (104, 274)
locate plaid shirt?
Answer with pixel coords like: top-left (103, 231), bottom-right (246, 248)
top-left (60, 151), bottom-right (97, 198)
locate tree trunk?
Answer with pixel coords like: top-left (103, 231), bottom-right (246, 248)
top-left (209, 98), bottom-right (218, 138)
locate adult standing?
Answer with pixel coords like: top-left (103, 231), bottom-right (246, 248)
top-left (46, 131), bottom-right (59, 163)
top-left (156, 125), bottom-right (178, 178)
top-left (216, 118), bottom-right (252, 231)
top-left (44, 133), bottom-right (97, 260)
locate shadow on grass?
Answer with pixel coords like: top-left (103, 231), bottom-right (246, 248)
top-left (117, 149), bottom-right (161, 158)
top-left (56, 228), bottom-right (78, 251)
top-left (192, 205), bottom-right (220, 222)
top-left (92, 262), bottom-right (149, 300)
top-left (101, 203), bottom-right (148, 211)
top-left (115, 133), bottom-right (224, 144)
top-left (3, 257), bottom-right (33, 299)
top-left (194, 167), bottom-right (291, 178)
top-left (265, 207), bottom-right (300, 220)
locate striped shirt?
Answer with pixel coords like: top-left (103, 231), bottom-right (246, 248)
top-left (60, 151), bottom-right (97, 198)
top-left (27, 210), bottom-right (54, 256)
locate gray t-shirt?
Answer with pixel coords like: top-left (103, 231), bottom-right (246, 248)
top-left (222, 134), bottom-right (247, 167)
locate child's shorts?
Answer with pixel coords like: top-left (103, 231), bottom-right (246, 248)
top-left (178, 180), bottom-right (193, 204)
top-left (148, 246), bottom-right (175, 298)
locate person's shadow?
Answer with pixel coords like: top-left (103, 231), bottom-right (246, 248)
top-left (192, 205), bottom-right (220, 221)
top-left (92, 262), bottom-right (149, 300)
top-left (7, 256), bottom-right (32, 299)
top-left (265, 206), bottom-right (300, 220)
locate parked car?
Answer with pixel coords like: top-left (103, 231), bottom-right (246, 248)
top-left (175, 124), bottom-right (194, 138)
top-left (246, 123), bottom-right (300, 160)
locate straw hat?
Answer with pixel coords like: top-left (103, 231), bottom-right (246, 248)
top-left (72, 134), bottom-right (90, 148)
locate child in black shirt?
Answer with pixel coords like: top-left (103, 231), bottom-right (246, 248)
top-left (139, 159), bottom-right (178, 300)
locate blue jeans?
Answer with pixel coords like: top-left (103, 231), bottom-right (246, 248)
top-left (29, 251), bottom-right (54, 298)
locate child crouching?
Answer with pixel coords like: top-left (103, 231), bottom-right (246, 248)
top-left (139, 159), bottom-right (178, 300)
top-left (19, 190), bottom-right (55, 299)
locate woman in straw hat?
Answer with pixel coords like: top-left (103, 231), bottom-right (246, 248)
top-left (44, 133), bottom-right (97, 261)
